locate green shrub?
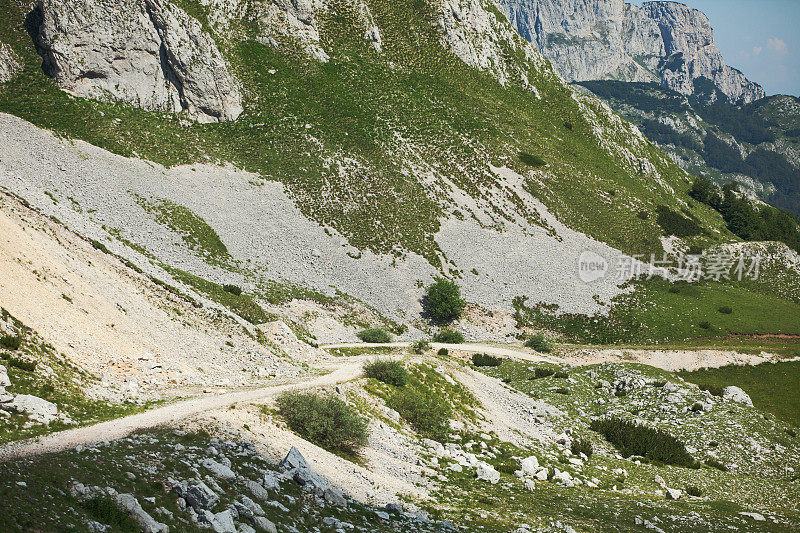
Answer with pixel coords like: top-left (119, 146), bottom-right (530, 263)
top-left (432, 329), bottom-right (464, 344)
top-left (356, 328), bottom-right (392, 343)
top-left (699, 321), bottom-right (712, 330)
top-left (276, 392), bottom-right (368, 455)
top-left (652, 381), bottom-right (667, 388)
top-left (0, 334), bottom-right (21, 351)
top-left (655, 205), bottom-right (702, 238)
top-left (637, 210), bottom-right (650, 220)
top-left (9, 357), bottom-right (36, 372)
top-left (524, 334), bottom-right (552, 353)
top-left (554, 388), bottom-right (570, 395)
top-left (423, 278), bottom-right (466, 325)
top-left (685, 485), bottom-right (704, 497)
top-left (412, 340), bottom-right (430, 354)
top-left (787, 428), bottom-right (798, 438)
top-left (222, 284), bottom-right (242, 296)
top-left (554, 371), bottom-right (569, 379)
top-left (387, 388), bottom-right (452, 440)
top-left (363, 360), bottom-right (408, 387)
top-left (589, 418), bottom-right (697, 468)
top-left (533, 368), bottom-right (555, 379)
top-left (437, 348), bottom-right (449, 356)
top-left (518, 152), bottom-right (546, 167)
top-left (472, 353), bottom-right (503, 367)
top-left (718, 306), bottom-right (733, 314)
top-left (699, 384), bottom-right (724, 397)
top-left (571, 438), bottom-right (593, 458)
top-left (81, 496), bottom-right (140, 533)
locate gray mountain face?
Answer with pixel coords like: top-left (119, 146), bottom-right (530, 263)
top-left (0, 43), bottom-right (21, 83)
top-left (33, 0), bottom-right (242, 123)
top-left (498, 0), bottom-right (765, 104)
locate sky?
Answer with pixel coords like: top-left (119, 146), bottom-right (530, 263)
top-left (633, 0), bottom-right (800, 96)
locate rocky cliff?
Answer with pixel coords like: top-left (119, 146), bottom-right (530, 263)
top-left (498, 0), bottom-right (765, 104)
top-left (32, 0), bottom-right (243, 122)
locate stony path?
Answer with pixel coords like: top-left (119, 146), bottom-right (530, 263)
top-left (0, 360), bottom-right (368, 462)
top-left (322, 342), bottom-right (561, 364)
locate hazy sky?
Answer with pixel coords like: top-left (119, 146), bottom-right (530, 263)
top-left (633, 0), bottom-right (799, 96)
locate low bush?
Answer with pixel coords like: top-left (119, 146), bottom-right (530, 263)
top-left (363, 360), bottom-right (408, 387)
top-left (9, 357), bottom-right (36, 372)
top-left (718, 306), bottom-right (733, 314)
top-left (0, 334), bottom-right (21, 351)
top-left (412, 340), bottom-right (430, 354)
top-left (655, 205), bottom-right (702, 238)
top-left (432, 329), bottom-right (464, 344)
top-left (554, 388), bottom-right (570, 395)
top-left (589, 418), bottom-right (697, 468)
top-left (277, 392), bottom-right (368, 455)
top-left (518, 152), bottom-right (546, 167)
top-left (554, 371), bottom-right (569, 379)
top-left (524, 333), bottom-right (552, 353)
top-left (533, 368), bottom-right (555, 379)
top-left (685, 485), bottom-right (704, 497)
top-left (356, 328), bottom-right (392, 344)
top-left (637, 210), bottom-right (650, 220)
top-left (571, 438), bottom-right (593, 458)
top-left (472, 353), bottom-right (503, 367)
top-left (437, 348), bottom-right (449, 356)
top-left (699, 321), bottom-right (712, 330)
top-left (222, 284), bottom-right (242, 296)
top-left (387, 388), bottom-right (452, 440)
top-left (699, 384), bottom-right (724, 397)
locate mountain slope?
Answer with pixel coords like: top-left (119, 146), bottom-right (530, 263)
top-left (498, 0), bottom-right (764, 103)
top-left (0, 0), bottom-right (745, 320)
top-left (578, 80), bottom-right (800, 216)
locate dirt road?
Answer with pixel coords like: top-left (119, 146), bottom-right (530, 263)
top-left (0, 360), bottom-right (366, 462)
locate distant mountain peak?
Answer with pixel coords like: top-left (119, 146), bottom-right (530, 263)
top-left (498, 0), bottom-right (765, 103)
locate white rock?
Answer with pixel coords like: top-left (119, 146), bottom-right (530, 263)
top-left (520, 456), bottom-right (539, 476)
top-left (475, 463), bottom-right (500, 484)
top-left (722, 386), bottom-right (753, 407)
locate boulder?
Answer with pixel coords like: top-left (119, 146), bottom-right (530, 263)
top-left (251, 516), bottom-right (278, 533)
top-left (279, 447), bottom-right (309, 472)
top-left (113, 493), bottom-right (169, 533)
top-left (475, 463), bottom-right (500, 484)
top-left (722, 386), bottom-right (753, 407)
top-left (203, 509), bottom-right (235, 533)
top-left (520, 456), bottom-right (539, 476)
top-left (0, 364), bottom-right (10, 388)
top-left (243, 480), bottom-right (270, 503)
top-left (1, 394), bottom-right (58, 423)
top-left (202, 458), bottom-right (236, 480)
top-left (665, 488), bottom-right (682, 500)
top-left (185, 481), bottom-right (220, 511)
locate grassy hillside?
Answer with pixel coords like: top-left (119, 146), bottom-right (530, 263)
top-left (0, 0), bottom-right (732, 266)
top-left (514, 276), bottom-right (800, 345)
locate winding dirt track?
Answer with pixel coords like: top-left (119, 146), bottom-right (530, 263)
top-left (0, 343), bottom-right (553, 461)
top-left (0, 360), bottom-right (367, 462)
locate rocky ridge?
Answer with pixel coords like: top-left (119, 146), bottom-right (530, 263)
top-left (498, 0), bottom-right (764, 103)
top-left (0, 42), bottom-right (20, 83)
top-left (33, 0), bottom-right (243, 122)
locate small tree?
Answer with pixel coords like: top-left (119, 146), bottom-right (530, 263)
top-left (423, 277), bottom-right (465, 325)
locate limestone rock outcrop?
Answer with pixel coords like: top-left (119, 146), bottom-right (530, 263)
top-left (33, 0), bottom-right (243, 122)
top-left (0, 43), bottom-right (21, 83)
top-left (498, 0), bottom-right (765, 103)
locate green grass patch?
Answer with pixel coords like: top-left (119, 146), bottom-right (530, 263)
top-left (166, 267), bottom-right (271, 324)
top-left (679, 361), bottom-right (800, 426)
top-left (432, 329), bottom-right (464, 344)
top-left (514, 277), bottom-right (800, 344)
